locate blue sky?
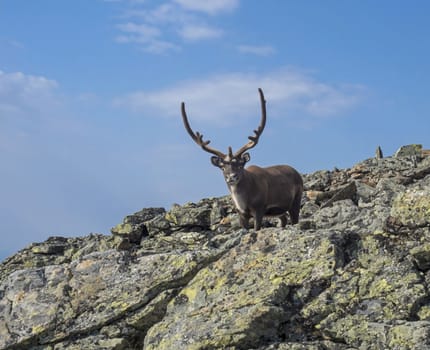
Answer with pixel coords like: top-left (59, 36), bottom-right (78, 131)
top-left (1, 0), bottom-right (429, 260)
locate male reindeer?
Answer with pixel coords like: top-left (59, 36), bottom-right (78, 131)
top-left (181, 88), bottom-right (303, 230)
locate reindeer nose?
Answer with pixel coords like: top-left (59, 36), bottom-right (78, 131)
top-left (226, 174), bottom-right (239, 184)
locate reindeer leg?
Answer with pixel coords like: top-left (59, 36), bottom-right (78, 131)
top-left (239, 213), bottom-right (250, 229)
top-left (279, 214), bottom-right (288, 227)
top-left (253, 211), bottom-right (264, 231)
top-left (289, 206), bottom-right (300, 225)
top-left (289, 193), bottom-right (302, 225)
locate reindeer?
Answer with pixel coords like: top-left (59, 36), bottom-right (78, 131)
top-left (181, 88), bottom-right (303, 230)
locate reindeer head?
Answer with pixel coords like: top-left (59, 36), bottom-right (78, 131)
top-left (181, 88), bottom-right (266, 186)
top-left (210, 146), bottom-right (251, 185)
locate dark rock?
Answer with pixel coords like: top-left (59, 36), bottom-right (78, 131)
top-left (410, 244), bottom-right (430, 271)
top-left (31, 236), bottom-right (68, 255)
top-left (125, 207), bottom-right (165, 224)
top-left (111, 208), bottom-right (165, 248)
top-left (303, 170), bottom-right (332, 191)
top-left (319, 181), bottom-right (357, 208)
top-left (165, 200), bottom-right (212, 229)
top-left (375, 145), bottom-right (383, 159)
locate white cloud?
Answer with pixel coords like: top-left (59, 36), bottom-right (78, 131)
top-left (111, 0), bottom-right (236, 53)
top-left (103, 0), bottom-right (146, 3)
top-left (123, 3), bottom-right (187, 24)
top-left (117, 22), bottom-right (160, 41)
top-left (0, 70), bottom-right (59, 118)
top-left (115, 21), bottom-right (181, 52)
top-left (173, 0), bottom-right (239, 15)
top-left (114, 67), bottom-right (365, 124)
top-left (237, 45), bottom-right (276, 57)
top-left (144, 40), bottom-right (181, 54)
top-left (179, 24), bottom-right (223, 41)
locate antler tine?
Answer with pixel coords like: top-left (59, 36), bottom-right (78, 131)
top-left (181, 102), bottom-right (226, 158)
top-left (234, 88), bottom-right (267, 157)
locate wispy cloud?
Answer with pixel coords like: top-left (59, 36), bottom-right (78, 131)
top-left (115, 21), bottom-right (181, 53)
top-left (172, 0), bottom-right (239, 15)
top-left (103, 0), bottom-right (146, 3)
top-left (237, 45), bottom-right (276, 57)
top-left (111, 0), bottom-right (238, 53)
top-left (114, 67), bottom-right (365, 124)
top-left (0, 70), bottom-right (59, 118)
top-left (117, 22), bottom-right (161, 41)
top-left (0, 70), bottom-right (87, 157)
top-left (0, 37), bottom-right (25, 50)
top-left (179, 24), bottom-right (223, 41)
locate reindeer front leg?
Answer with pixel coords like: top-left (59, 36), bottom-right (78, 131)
top-left (253, 210), bottom-right (264, 231)
top-left (239, 212), bottom-right (251, 229)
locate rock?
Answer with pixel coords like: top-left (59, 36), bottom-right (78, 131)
top-left (390, 186), bottom-right (430, 228)
top-left (355, 180), bottom-right (375, 207)
top-left (2, 144), bottom-right (430, 350)
top-left (394, 144), bottom-right (423, 158)
top-left (0, 234), bottom-right (114, 285)
top-left (255, 342), bottom-right (353, 350)
top-left (145, 213), bottom-right (171, 237)
top-left (319, 182), bottom-right (357, 208)
top-left (144, 228), bottom-right (345, 349)
top-left (410, 244), bottom-right (430, 271)
top-left (111, 208), bottom-right (165, 248)
top-left (125, 207), bottom-right (166, 224)
top-left (30, 236), bottom-right (68, 255)
top-left (209, 195), bottom-right (235, 228)
top-left (303, 170), bottom-right (331, 191)
top-left (310, 232), bottom-right (428, 348)
top-left (165, 200), bottom-right (212, 229)
top-left (375, 145), bottom-right (383, 159)
top-left (0, 248), bottom-right (220, 349)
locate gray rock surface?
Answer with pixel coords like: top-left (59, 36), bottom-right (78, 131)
top-left (1, 145), bottom-right (430, 349)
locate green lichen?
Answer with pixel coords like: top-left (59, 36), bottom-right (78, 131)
top-left (369, 278), bottom-right (393, 298)
top-left (391, 189), bottom-right (430, 227)
top-left (110, 300), bottom-right (130, 312)
top-left (418, 305), bottom-right (430, 320)
top-left (164, 211), bottom-right (178, 225)
top-left (111, 223), bottom-right (133, 235)
top-left (31, 324), bottom-right (46, 335)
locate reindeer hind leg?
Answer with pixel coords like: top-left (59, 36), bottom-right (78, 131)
top-left (253, 211), bottom-right (264, 231)
top-left (279, 214), bottom-right (288, 227)
top-left (289, 195), bottom-right (302, 225)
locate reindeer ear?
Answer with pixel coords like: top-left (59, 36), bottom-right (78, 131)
top-left (241, 153), bottom-right (251, 163)
top-left (211, 156), bottom-right (224, 168)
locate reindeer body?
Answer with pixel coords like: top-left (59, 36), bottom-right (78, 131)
top-left (181, 88), bottom-right (303, 230)
top-left (228, 165), bottom-right (303, 230)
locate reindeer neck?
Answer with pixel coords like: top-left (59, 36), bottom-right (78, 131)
top-left (228, 170), bottom-right (254, 214)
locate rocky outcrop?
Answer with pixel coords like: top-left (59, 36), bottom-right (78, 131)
top-left (1, 145), bottom-right (430, 350)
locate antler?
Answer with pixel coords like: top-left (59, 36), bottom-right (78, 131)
top-left (181, 102), bottom-right (226, 158)
top-left (234, 88), bottom-right (267, 157)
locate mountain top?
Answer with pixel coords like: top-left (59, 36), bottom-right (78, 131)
top-left (1, 144), bottom-right (430, 350)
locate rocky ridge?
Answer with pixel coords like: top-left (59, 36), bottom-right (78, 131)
top-left (1, 144), bottom-right (430, 349)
